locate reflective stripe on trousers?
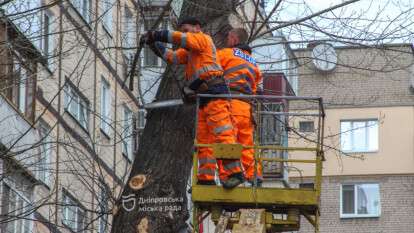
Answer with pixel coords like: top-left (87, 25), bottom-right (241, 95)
top-left (230, 100), bottom-right (262, 181)
top-left (197, 99), bottom-right (240, 181)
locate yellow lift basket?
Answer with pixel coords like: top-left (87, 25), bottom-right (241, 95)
top-left (191, 94), bottom-right (325, 233)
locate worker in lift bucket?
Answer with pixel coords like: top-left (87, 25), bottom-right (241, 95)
top-left (141, 17), bottom-right (243, 188)
top-left (217, 28), bottom-right (264, 187)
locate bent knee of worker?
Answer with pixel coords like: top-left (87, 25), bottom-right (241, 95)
top-left (207, 116), bottom-right (234, 135)
top-left (241, 150), bottom-right (255, 159)
top-left (197, 147), bottom-right (213, 155)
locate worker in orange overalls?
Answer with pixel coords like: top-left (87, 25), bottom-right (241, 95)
top-left (143, 17), bottom-right (243, 188)
top-left (217, 28), bottom-right (263, 187)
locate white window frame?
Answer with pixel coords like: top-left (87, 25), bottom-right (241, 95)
top-left (2, 180), bottom-right (34, 233)
top-left (299, 121), bottom-right (314, 133)
top-left (64, 81), bottom-right (89, 130)
top-left (71, 0), bottom-right (91, 22)
top-left (340, 183), bottom-right (381, 218)
top-left (10, 53), bottom-right (34, 120)
top-left (123, 6), bottom-right (135, 50)
top-left (122, 105), bottom-right (133, 160)
top-left (340, 119), bottom-right (379, 153)
top-left (41, 10), bottom-right (54, 69)
top-left (102, 0), bottom-right (113, 34)
top-left (100, 78), bottom-right (111, 135)
top-left (62, 190), bottom-right (86, 232)
top-left (17, 64), bottom-right (27, 114)
top-left (37, 122), bottom-right (52, 186)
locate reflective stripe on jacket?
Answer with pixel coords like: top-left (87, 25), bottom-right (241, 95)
top-left (217, 48), bottom-right (262, 94)
top-left (156, 31), bottom-right (223, 82)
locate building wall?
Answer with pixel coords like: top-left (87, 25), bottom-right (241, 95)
top-left (293, 175), bottom-right (414, 233)
top-left (1, 0), bottom-right (143, 232)
top-left (290, 45), bottom-right (414, 233)
top-left (289, 106), bottom-right (414, 177)
top-left (294, 45), bottom-right (414, 108)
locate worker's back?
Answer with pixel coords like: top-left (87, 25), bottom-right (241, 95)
top-left (218, 47), bottom-right (262, 95)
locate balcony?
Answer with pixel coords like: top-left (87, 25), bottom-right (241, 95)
top-left (0, 94), bottom-right (38, 162)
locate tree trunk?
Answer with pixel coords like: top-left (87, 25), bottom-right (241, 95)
top-left (111, 1), bottom-right (239, 232)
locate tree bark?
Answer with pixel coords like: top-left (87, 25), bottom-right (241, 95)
top-left (111, 1), bottom-right (239, 233)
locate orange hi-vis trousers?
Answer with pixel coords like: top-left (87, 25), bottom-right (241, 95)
top-left (219, 99), bottom-right (263, 181)
top-left (196, 99), bottom-right (243, 182)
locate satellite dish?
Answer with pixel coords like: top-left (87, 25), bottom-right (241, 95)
top-left (311, 43), bottom-right (337, 72)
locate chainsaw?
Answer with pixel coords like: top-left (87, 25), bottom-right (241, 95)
top-left (143, 99), bottom-right (184, 109)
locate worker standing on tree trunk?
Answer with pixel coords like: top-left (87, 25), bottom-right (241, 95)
top-left (217, 28), bottom-right (264, 187)
top-left (142, 17), bottom-right (243, 188)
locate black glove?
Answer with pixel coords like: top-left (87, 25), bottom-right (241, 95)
top-left (189, 79), bottom-right (207, 92)
top-left (139, 35), bottom-right (147, 46)
top-left (182, 86), bottom-right (196, 104)
top-left (140, 31), bottom-right (155, 45)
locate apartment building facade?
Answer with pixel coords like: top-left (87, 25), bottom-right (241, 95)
top-left (0, 0), bottom-right (160, 232)
top-left (0, 0), bottom-right (302, 232)
top-left (290, 44), bottom-right (414, 233)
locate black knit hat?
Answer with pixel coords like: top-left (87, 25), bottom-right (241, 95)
top-left (178, 17), bottom-right (202, 27)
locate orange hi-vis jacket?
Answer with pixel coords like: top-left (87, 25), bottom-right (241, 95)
top-left (217, 47), bottom-right (263, 181)
top-left (154, 31), bottom-right (223, 83)
top-left (217, 48), bottom-right (262, 95)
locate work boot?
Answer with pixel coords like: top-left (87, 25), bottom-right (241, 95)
top-left (197, 180), bottom-right (216, 186)
top-left (222, 173), bottom-right (244, 189)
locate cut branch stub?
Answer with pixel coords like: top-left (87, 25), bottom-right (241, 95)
top-left (129, 174), bottom-right (147, 191)
top-left (137, 217), bottom-right (149, 233)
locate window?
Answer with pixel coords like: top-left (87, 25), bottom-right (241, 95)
top-left (340, 120), bottom-right (378, 153)
top-left (137, 109), bottom-right (146, 130)
top-left (299, 183), bottom-right (314, 189)
top-left (64, 81), bottom-right (89, 130)
top-left (41, 11), bottom-right (54, 69)
top-left (2, 182), bottom-right (33, 233)
top-left (259, 103), bottom-right (282, 144)
top-left (144, 45), bottom-right (159, 67)
top-left (38, 122), bottom-right (52, 185)
top-left (122, 106), bottom-right (133, 160)
top-left (123, 7), bottom-right (135, 49)
top-left (100, 78), bottom-right (111, 135)
top-left (122, 7), bottom-right (135, 76)
top-left (2, 54), bottom-right (35, 121)
top-left (3, 0), bottom-right (42, 49)
top-left (17, 63), bottom-right (27, 114)
top-left (299, 121), bottom-right (314, 132)
top-left (62, 190), bottom-right (86, 232)
top-left (143, 19), bottom-right (167, 67)
top-left (98, 182), bottom-right (109, 233)
top-left (341, 183), bottom-right (380, 218)
top-left (102, 0), bottom-right (113, 34)
top-left (71, 0), bottom-right (91, 22)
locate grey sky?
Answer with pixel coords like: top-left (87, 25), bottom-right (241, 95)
top-left (269, 0), bottom-right (414, 46)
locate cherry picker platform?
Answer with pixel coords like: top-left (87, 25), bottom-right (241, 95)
top-left (191, 94), bottom-right (325, 233)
